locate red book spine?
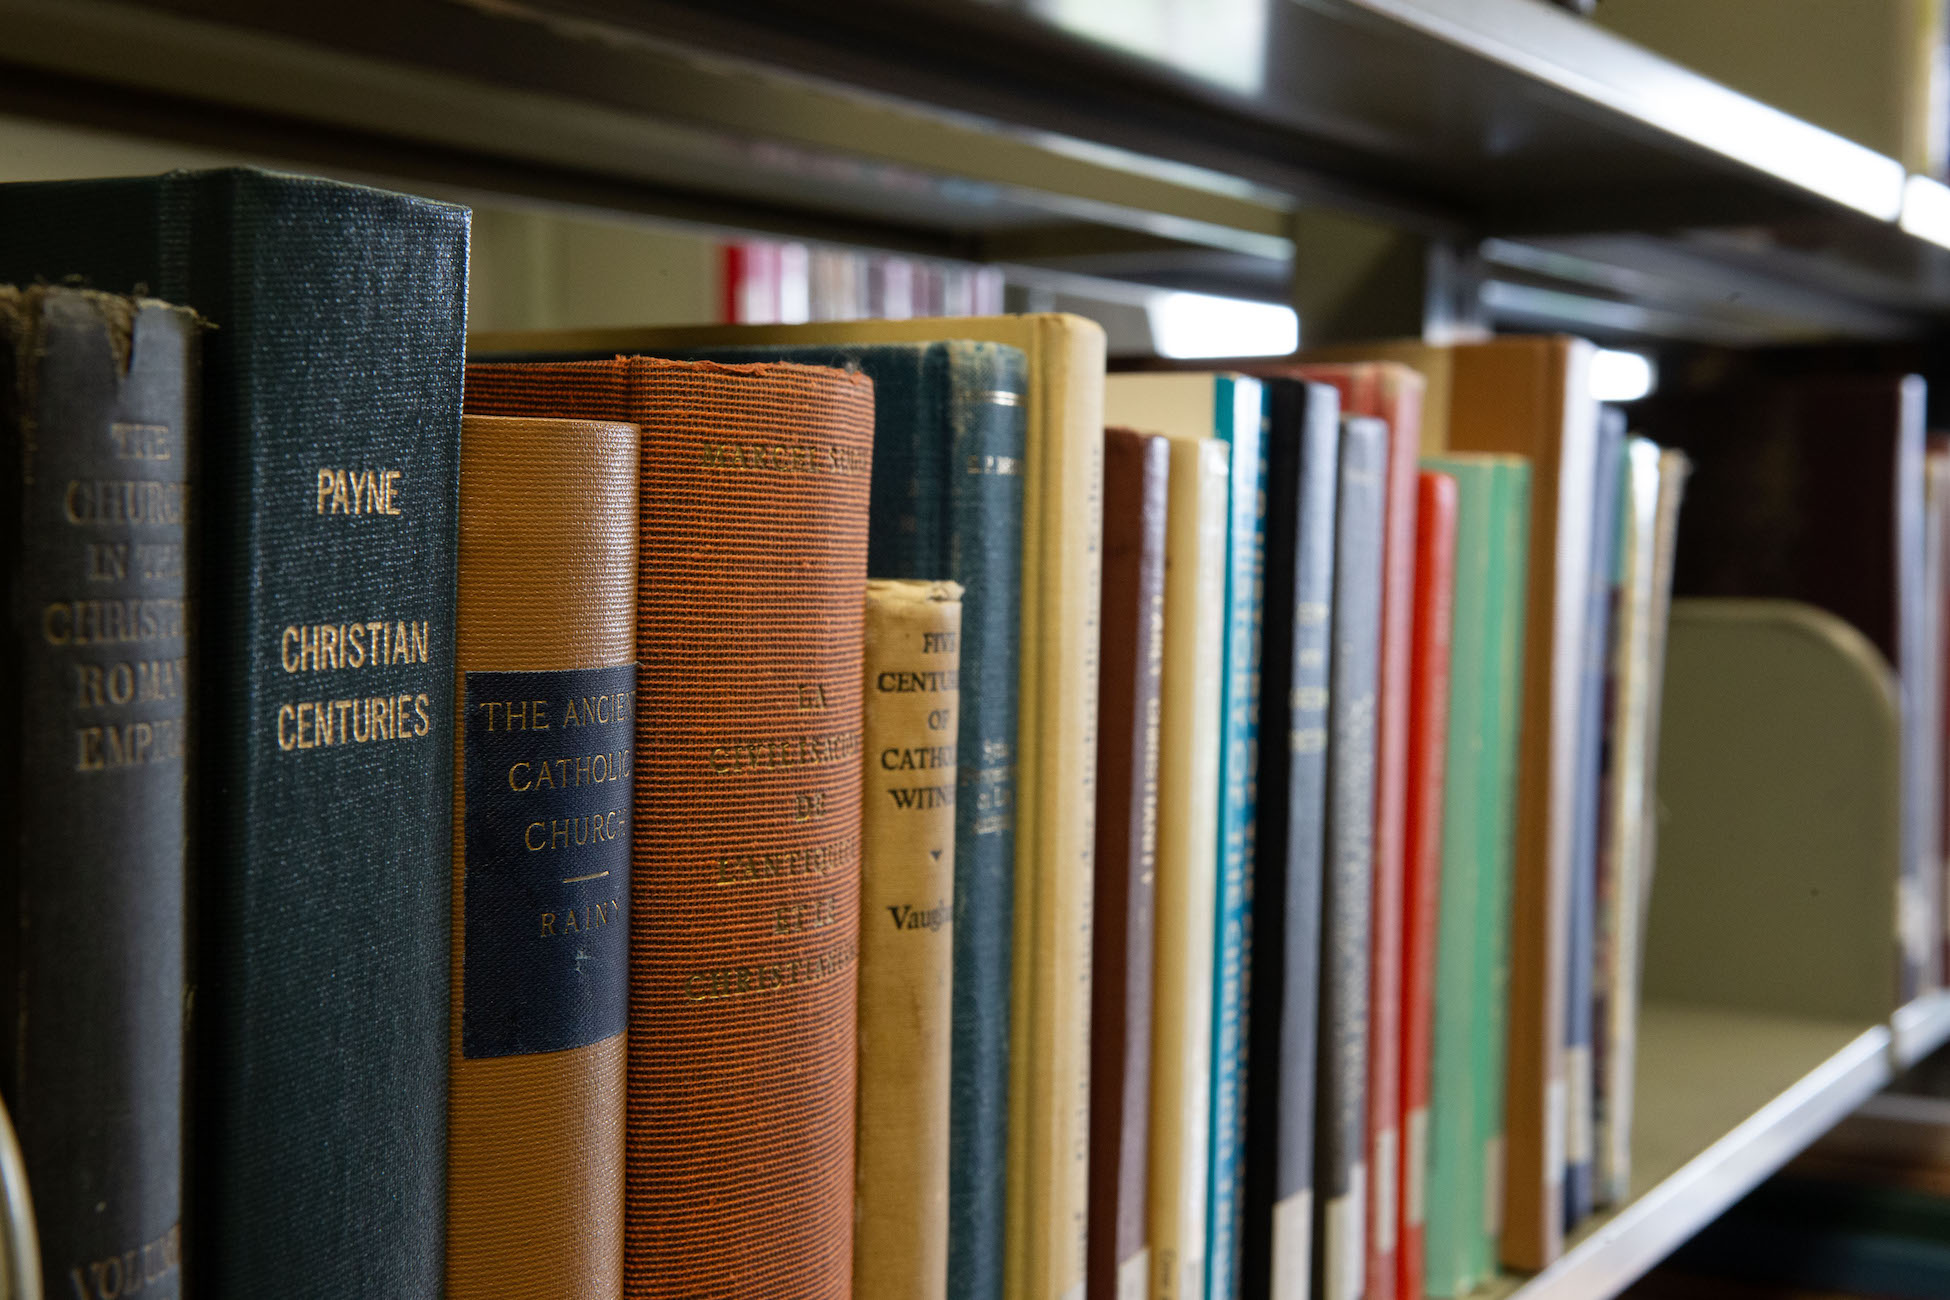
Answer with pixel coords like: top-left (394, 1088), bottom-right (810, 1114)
top-left (1296, 363), bottom-right (1423, 1300)
top-left (1400, 472), bottom-right (1457, 1300)
top-left (720, 244), bottom-right (743, 324)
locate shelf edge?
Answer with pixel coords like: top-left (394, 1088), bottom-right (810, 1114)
top-left (1506, 1021), bottom-right (1892, 1300)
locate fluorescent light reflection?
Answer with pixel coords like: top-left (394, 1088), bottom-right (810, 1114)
top-left (1591, 348), bottom-right (1655, 403)
top-left (1149, 291), bottom-right (1298, 359)
top-left (1902, 174), bottom-right (1950, 249)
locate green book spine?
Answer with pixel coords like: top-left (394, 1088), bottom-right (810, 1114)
top-left (1475, 462), bottom-right (1533, 1287)
top-left (1416, 456), bottom-right (1496, 1297)
top-left (0, 167), bottom-right (467, 1299)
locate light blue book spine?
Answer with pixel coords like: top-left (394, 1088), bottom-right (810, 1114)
top-left (1205, 374), bottom-right (1267, 1300)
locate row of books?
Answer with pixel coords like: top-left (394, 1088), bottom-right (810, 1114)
top-left (722, 237), bottom-right (1008, 326)
top-left (1, 164), bottom-right (1939, 1300)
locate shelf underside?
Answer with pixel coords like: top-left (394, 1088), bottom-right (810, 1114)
top-left (1488, 1003), bottom-right (1891, 1300)
top-left (3, 0), bottom-right (1950, 341)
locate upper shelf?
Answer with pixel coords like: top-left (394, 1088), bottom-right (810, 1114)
top-left (5, 0), bottom-right (1950, 338)
top-left (605, 0), bottom-right (1910, 230)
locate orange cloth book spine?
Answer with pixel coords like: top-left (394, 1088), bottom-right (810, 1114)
top-left (464, 357), bottom-right (874, 1299)
top-left (448, 413), bottom-right (638, 1300)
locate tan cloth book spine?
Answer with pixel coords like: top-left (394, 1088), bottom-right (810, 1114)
top-left (1445, 338), bottom-right (1599, 1271)
top-left (472, 315), bottom-right (1105, 1300)
top-left (1147, 435), bottom-right (1232, 1300)
top-left (448, 412), bottom-right (638, 1300)
top-left (855, 579), bottom-right (963, 1300)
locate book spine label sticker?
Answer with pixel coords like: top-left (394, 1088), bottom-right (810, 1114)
top-left (462, 664), bottom-right (635, 1057)
top-left (1271, 1190), bottom-right (1313, 1300)
top-left (1373, 1126), bottom-right (1398, 1254)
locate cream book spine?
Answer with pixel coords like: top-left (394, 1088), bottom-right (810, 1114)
top-left (855, 579), bottom-right (963, 1300)
top-left (1147, 436), bottom-right (1231, 1300)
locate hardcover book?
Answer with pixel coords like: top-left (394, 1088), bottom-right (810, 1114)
top-left (1326, 337), bottom-right (1598, 1270)
top-left (1238, 378), bottom-right (1341, 1300)
top-left (856, 579), bottom-right (962, 1300)
top-left (637, 340), bottom-right (1027, 1291)
top-left (1592, 439), bottom-right (1688, 1208)
top-left (1475, 461), bottom-right (1535, 1286)
top-left (1400, 470), bottom-right (1458, 1300)
top-left (464, 356), bottom-right (873, 1298)
top-left (1104, 371), bottom-right (1266, 1300)
top-left (447, 413), bottom-right (638, 1299)
top-left (1416, 454), bottom-right (1531, 1295)
top-left (1, 286), bottom-right (195, 1300)
top-left (1317, 414), bottom-right (1388, 1300)
top-left (1290, 361), bottom-right (1425, 1300)
top-left (1564, 411), bottom-right (1626, 1228)
top-left (1148, 434), bottom-right (1231, 1300)
top-left (1091, 429), bottom-right (1170, 1300)
top-left (0, 167), bottom-right (468, 1298)
top-left (473, 315), bottom-right (1103, 1300)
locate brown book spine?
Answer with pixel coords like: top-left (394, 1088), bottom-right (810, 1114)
top-left (855, 578), bottom-right (962, 1300)
top-left (463, 355), bottom-right (874, 1298)
top-left (1090, 429), bottom-right (1169, 1300)
top-left (448, 413), bottom-right (638, 1300)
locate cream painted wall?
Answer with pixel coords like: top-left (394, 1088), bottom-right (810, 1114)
top-left (0, 114), bottom-right (724, 331)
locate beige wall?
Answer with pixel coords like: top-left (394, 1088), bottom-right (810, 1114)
top-left (0, 114), bottom-right (724, 331)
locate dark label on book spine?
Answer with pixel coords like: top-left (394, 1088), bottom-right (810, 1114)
top-left (462, 664), bottom-right (634, 1058)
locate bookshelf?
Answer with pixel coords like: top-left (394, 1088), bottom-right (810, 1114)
top-left (1491, 1008), bottom-right (1892, 1300)
top-left (2, 3), bottom-right (1946, 1299)
top-left (7, 0), bottom-right (1950, 343)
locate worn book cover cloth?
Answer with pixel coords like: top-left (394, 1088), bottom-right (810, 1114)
top-left (448, 413), bottom-right (638, 1298)
top-left (855, 579), bottom-right (961, 1300)
top-left (472, 315), bottom-right (1104, 1300)
top-left (637, 340), bottom-right (1026, 1299)
top-left (465, 355), bottom-right (872, 1298)
top-left (1, 286), bottom-right (195, 1300)
top-left (0, 167), bottom-right (468, 1298)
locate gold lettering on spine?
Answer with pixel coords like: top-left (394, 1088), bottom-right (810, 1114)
top-left (314, 466), bottom-right (406, 515)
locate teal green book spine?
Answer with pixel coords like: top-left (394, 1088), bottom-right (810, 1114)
top-left (1416, 457), bottom-right (1498, 1297)
top-left (1206, 373), bottom-right (1266, 1300)
top-left (653, 338), bottom-right (1026, 1300)
top-left (0, 168), bottom-right (467, 1299)
top-left (1474, 462), bottom-right (1533, 1287)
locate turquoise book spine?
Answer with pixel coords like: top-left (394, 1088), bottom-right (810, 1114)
top-left (1206, 374), bottom-right (1267, 1300)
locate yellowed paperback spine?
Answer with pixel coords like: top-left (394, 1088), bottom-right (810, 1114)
top-left (1147, 436), bottom-right (1232, 1300)
top-left (855, 579), bottom-right (963, 1300)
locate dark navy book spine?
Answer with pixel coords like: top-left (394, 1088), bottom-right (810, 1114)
top-left (0, 167), bottom-right (466, 1299)
top-left (1240, 378), bottom-right (1341, 1299)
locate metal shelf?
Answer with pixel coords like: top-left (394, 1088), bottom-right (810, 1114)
top-left (5, 0), bottom-right (1950, 338)
top-left (1489, 1004), bottom-right (1894, 1300)
top-left (1893, 989), bottom-right (1950, 1070)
